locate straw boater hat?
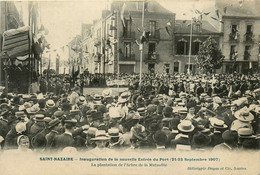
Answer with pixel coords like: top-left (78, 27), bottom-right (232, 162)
top-left (46, 99), bottom-right (55, 108)
top-left (102, 89), bottom-right (112, 98)
top-left (177, 120), bottom-right (194, 133)
top-left (48, 118), bottom-right (60, 129)
top-left (91, 130), bottom-right (110, 141)
top-left (108, 128), bottom-right (121, 138)
top-left (78, 96), bottom-right (86, 104)
top-left (237, 128), bottom-right (256, 139)
top-left (15, 111), bottom-right (26, 119)
top-left (234, 108), bottom-right (254, 122)
top-left (209, 118), bottom-right (228, 129)
top-left (34, 114), bottom-right (45, 122)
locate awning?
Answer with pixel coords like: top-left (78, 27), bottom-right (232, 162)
top-left (2, 26), bottom-right (30, 58)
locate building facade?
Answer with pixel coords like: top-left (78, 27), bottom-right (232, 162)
top-left (81, 1), bottom-right (176, 74)
top-left (173, 20), bottom-right (222, 74)
top-left (205, 0), bottom-right (260, 74)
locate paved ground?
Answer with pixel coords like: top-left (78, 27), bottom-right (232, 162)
top-left (83, 87), bottom-right (129, 96)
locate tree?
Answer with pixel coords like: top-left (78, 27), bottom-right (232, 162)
top-left (195, 37), bottom-right (225, 73)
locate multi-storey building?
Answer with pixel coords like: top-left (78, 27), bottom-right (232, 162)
top-left (82, 1), bottom-right (175, 74)
top-left (206, 0), bottom-right (260, 74)
top-left (174, 20), bottom-right (221, 74)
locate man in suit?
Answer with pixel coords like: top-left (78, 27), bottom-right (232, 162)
top-left (45, 119), bottom-right (62, 151)
top-left (52, 119), bottom-right (77, 152)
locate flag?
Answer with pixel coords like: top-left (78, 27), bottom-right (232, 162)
top-left (165, 26), bottom-right (170, 36)
top-left (223, 7), bottom-right (227, 14)
top-left (215, 9), bottom-right (220, 19)
top-left (121, 3), bottom-right (126, 28)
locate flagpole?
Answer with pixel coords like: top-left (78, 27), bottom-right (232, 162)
top-left (188, 11), bottom-right (193, 75)
top-left (139, 1), bottom-right (145, 86)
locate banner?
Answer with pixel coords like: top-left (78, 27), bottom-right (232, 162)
top-left (2, 26), bottom-right (30, 58)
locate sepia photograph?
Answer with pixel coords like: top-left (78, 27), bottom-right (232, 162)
top-left (0, 0), bottom-right (259, 174)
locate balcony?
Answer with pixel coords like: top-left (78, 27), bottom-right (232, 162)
top-left (229, 33), bottom-right (239, 42)
top-left (121, 31), bottom-right (135, 39)
top-left (119, 54), bottom-right (135, 61)
top-left (149, 30), bottom-right (160, 41)
top-left (244, 33), bottom-right (254, 43)
top-left (144, 52), bottom-right (159, 63)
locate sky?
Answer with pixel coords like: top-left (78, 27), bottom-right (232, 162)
top-left (13, 0), bottom-right (215, 63)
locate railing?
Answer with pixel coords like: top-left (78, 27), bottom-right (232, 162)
top-left (119, 54), bottom-right (135, 61)
top-left (121, 31), bottom-right (135, 39)
top-left (145, 53), bottom-right (159, 61)
top-left (229, 33), bottom-right (239, 42)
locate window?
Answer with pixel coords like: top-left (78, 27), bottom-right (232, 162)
top-left (148, 63), bottom-right (155, 73)
top-left (230, 45), bottom-right (236, 60)
top-left (148, 43), bottom-right (156, 53)
top-left (124, 42), bottom-right (131, 58)
top-left (244, 45), bottom-right (251, 60)
top-left (231, 25), bottom-right (238, 34)
top-left (192, 40), bottom-right (201, 55)
top-left (126, 20), bottom-right (132, 35)
top-left (246, 25), bottom-right (252, 34)
top-left (164, 64), bottom-right (170, 74)
top-left (177, 40), bottom-right (188, 55)
top-left (149, 21), bottom-right (156, 37)
top-left (195, 23), bottom-right (201, 32)
top-left (173, 62), bottom-right (179, 73)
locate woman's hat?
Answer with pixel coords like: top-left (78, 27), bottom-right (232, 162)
top-left (177, 120), bottom-right (194, 133)
top-left (91, 130), bottom-right (110, 141)
top-left (234, 108), bottom-right (254, 122)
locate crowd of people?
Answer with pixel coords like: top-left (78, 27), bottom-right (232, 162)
top-left (0, 73), bottom-right (259, 154)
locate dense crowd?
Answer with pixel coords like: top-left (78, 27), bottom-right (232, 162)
top-left (0, 73), bottom-right (259, 153)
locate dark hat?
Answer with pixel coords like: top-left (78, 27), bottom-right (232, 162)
top-left (154, 131), bottom-right (167, 146)
top-left (163, 106), bottom-right (173, 115)
top-left (222, 130), bottom-right (238, 142)
top-left (48, 118), bottom-right (60, 129)
top-left (62, 103), bottom-right (72, 111)
top-left (91, 111), bottom-right (103, 121)
top-left (97, 105), bottom-right (107, 114)
top-left (191, 132), bottom-right (211, 148)
top-left (38, 99), bottom-right (46, 108)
